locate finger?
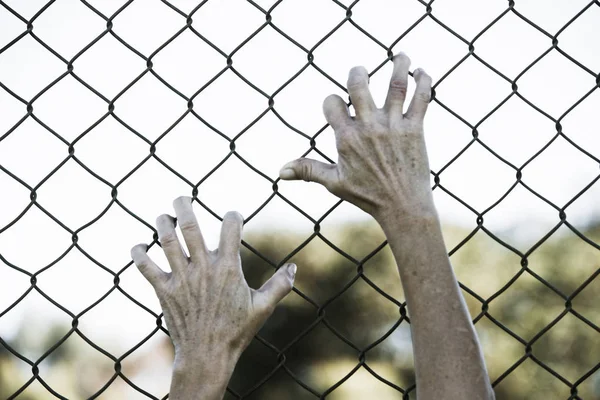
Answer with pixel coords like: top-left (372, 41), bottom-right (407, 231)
top-left (156, 214), bottom-right (187, 273)
top-left (252, 263), bottom-right (296, 314)
top-left (218, 211), bottom-right (244, 260)
top-left (347, 66), bottom-right (376, 120)
top-left (279, 158), bottom-right (338, 189)
top-left (405, 68), bottom-right (433, 121)
top-left (131, 244), bottom-right (168, 289)
top-left (384, 52), bottom-right (411, 119)
top-left (323, 94), bottom-right (353, 131)
top-left (173, 196), bottom-right (209, 262)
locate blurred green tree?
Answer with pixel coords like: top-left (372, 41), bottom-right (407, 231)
top-left (228, 220), bottom-right (600, 400)
top-left (1, 221), bottom-right (598, 399)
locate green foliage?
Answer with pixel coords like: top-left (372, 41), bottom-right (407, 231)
top-left (231, 221), bottom-right (600, 399)
top-left (1, 221), bottom-right (598, 399)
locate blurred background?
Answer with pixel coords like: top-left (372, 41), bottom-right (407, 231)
top-left (0, 0), bottom-right (599, 398)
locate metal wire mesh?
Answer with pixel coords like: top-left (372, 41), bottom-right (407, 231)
top-left (0, 0), bottom-right (599, 398)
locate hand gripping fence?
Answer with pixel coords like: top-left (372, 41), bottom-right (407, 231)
top-left (0, 0), bottom-right (599, 399)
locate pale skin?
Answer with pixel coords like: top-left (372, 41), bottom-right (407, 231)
top-left (131, 52), bottom-right (495, 399)
top-left (131, 199), bottom-right (296, 399)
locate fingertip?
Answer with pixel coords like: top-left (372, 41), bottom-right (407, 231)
top-left (349, 65), bottom-right (368, 76)
top-left (347, 65), bottom-right (369, 86)
top-left (156, 213), bottom-right (176, 228)
top-left (280, 160), bottom-right (296, 170)
top-left (322, 93), bottom-right (345, 111)
top-left (224, 210), bottom-right (244, 224)
top-left (255, 264), bottom-right (296, 311)
top-left (414, 68), bottom-right (432, 83)
top-left (130, 247), bottom-right (166, 287)
top-left (286, 263), bottom-right (297, 283)
top-left (279, 168), bottom-right (297, 180)
top-left (279, 160), bottom-right (299, 180)
top-left (130, 243), bottom-right (148, 261)
top-left (219, 211), bottom-right (244, 259)
top-left (405, 68), bottom-right (433, 120)
top-left (323, 94), bottom-right (352, 129)
top-left (393, 52), bottom-right (411, 67)
top-left (173, 195), bottom-right (192, 208)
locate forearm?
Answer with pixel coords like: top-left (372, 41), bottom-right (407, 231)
top-left (169, 355), bottom-right (237, 400)
top-left (278, 52), bottom-right (494, 398)
top-left (377, 205), bottom-right (495, 400)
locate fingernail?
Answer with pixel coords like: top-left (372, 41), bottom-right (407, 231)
top-left (279, 168), bottom-right (296, 180)
top-left (287, 263), bottom-right (297, 279)
top-left (157, 214), bottom-right (176, 229)
top-left (414, 68), bottom-right (425, 80)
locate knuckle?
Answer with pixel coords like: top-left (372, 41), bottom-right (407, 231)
top-left (401, 120), bottom-right (424, 136)
top-left (347, 80), bottom-right (366, 90)
top-left (136, 259), bottom-right (150, 270)
top-left (415, 69), bottom-right (432, 85)
top-left (389, 79), bottom-right (408, 96)
top-left (218, 255), bottom-right (237, 268)
top-left (416, 89), bottom-right (432, 103)
top-left (371, 127), bottom-right (388, 139)
top-left (336, 140), bottom-right (349, 154)
top-left (179, 219), bottom-right (198, 233)
top-left (160, 232), bottom-right (179, 247)
top-left (335, 131), bottom-right (354, 153)
top-left (297, 159), bottom-right (313, 182)
top-left (347, 81), bottom-right (363, 91)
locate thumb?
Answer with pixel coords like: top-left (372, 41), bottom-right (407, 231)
top-left (279, 158), bottom-right (337, 188)
top-left (252, 263), bottom-right (296, 315)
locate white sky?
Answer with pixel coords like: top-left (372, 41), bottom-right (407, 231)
top-left (0, 0), bottom-right (599, 373)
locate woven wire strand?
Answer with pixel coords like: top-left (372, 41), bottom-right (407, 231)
top-left (0, 0), bottom-right (599, 398)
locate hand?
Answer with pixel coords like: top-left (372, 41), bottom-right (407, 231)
top-left (279, 52), bottom-right (434, 222)
top-left (130, 197), bottom-right (296, 398)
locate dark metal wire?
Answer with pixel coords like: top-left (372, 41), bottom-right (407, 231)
top-left (0, 0), bottom-right (599, 398)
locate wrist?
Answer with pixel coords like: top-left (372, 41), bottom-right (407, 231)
top-left (374, 200), bottom-right (440, 232)
top-left (375, 200), bottom-right (452, 276)
top-left (375, 200), bottom-right (448, 260)
top-left (173, 351), bottom-right (239, 380)
top-left (170, 352), bottom-right (239, 400)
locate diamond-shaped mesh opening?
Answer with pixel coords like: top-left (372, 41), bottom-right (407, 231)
top-left (1, 0), bottom-right (599, 398)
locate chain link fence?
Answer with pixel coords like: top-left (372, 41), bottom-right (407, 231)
top-left (0, 0), bottom-right (599, 398)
